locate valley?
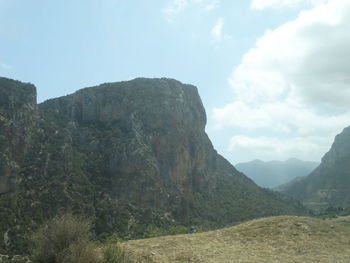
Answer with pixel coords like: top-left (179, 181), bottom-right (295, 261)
top-left (2, 1), bottom-right (350, 262)
top-left (1, 77), bottom-right (350, 262)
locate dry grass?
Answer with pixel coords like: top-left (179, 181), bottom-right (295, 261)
top-left (329, 215), bottom-right (350, 227)
top-left (120, 216), bottom-right (350, 263)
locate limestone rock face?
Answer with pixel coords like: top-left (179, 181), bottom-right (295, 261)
top-left (0, 78), bottom-right (37, 194)
top-left (39, 79), bottom-right (213, 201)
top-left (280, 127), bottom-right (350, 210)
top-left (0, 77), bottom-right (306, 254)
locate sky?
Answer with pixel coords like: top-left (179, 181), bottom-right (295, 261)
top-left (1, 0), bottom-right (350, 164)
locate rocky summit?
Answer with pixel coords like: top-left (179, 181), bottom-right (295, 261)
top-left (0, 77), bottom-right (305, 254)
top-left (280, 127), bottom-right (350, 210)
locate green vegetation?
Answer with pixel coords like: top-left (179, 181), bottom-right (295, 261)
top-left (99, 245), bottom-right (132, 263)
top-left (0, 255), bottom-right (30, 263)
top-left (29, 212), bottom-right (152, 263)
top-left (98, 243), bottom-right (153, 263)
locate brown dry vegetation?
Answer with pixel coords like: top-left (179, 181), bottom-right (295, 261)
top-left (329, 215), bottom-right (350, 227)
top-left (120, 216), bottom-right (350, 263)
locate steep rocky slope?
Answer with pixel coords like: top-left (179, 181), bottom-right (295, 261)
top-left (0, 77), bottom-right (306, 254)
top-left (236, 158), bottom-right (319, 188)
top-left (280, 127), bottom-right (350, 210)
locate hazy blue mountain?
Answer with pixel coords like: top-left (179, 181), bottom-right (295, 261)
top-left (236, 158), bottom-right (319, 188)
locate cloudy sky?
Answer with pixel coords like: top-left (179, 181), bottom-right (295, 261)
top-left (1, 0), bottom-right (349, 164)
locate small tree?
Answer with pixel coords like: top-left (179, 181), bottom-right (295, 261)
top-left (31, 212), bottom-right (98, 263)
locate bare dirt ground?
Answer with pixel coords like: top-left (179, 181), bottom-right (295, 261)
top-left (122, 216), bottom-right (350, 263)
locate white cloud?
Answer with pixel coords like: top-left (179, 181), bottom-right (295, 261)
top-left (163, 0), bottom-right (190, 21)
top-left (205, 0), bottom-right (220, 11)
top-left (0, 63), bottom-right (11, 70)
top-left (252, 0), bottom-right (305, 9)
top-left (229, 135), bottom-right (331, 161)
top-left (213, 100), bottom-right (350, 135)
top-left (251, 0), bottom-right (329, 9)
top-left (213, 0), bottom-right (350, 161)
top-left (163, 0), bottom-right (220, 21)
top-left (237, 0), bottom-right (350, 107)
top-left (211, 17), bottom-right (224, 44)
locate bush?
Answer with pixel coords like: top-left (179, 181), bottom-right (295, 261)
top-left (99, 244), bottom-right (133, 263)
top-left (98, 235), bottom-right (153, 263)
top-left (98, 244), bottom-right (154, 263)
top-left (31, 212), bottom-right (98, 263)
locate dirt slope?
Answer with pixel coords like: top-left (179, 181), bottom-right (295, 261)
top-left (122, 216), bottom-right (350, 263)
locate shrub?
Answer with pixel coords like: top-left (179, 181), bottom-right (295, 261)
top-left (31, 212), bottom-right (98, 263)
top-left (98, 236), bottom-right (153, 263)
top-left (99, 244), bottom-right (132, 263)
top-left (0, 255), bottom-right (30, 263)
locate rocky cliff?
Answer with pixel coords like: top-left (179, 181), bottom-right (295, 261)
top-left (0, 77), bottom-right (306, 254)
top-left (280, 127), bottom-right (350, 210)
top-left (0, 78), bottom-right (37, 194)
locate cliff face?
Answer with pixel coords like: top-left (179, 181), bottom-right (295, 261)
top-left (0, 78), bottom-right (37, 194)
top-left (0, 77), bottom-right (306, 254)
top-left (280, 127), bottom-right (350, 210)
top-left (39, 79), bottom-right (213, 201)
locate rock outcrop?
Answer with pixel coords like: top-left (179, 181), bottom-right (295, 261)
top-left (0, 77), bottom-right (306, 254)
top-left (280, 127), bottom-right (350, 210)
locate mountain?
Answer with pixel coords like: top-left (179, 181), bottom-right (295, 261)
top-left (0, 77), bottom-right (306, 254)
top-left (275, 175), bottom-right (307, 192)
top-left (235, 158), bottom-right (319, 188)
top-left (279, 127), bottom-right (350, 210)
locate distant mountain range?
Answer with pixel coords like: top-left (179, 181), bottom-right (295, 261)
top-left (236, 158), bottom-right (319, 188)
top-left (279, 127), bottom-right (350, 210)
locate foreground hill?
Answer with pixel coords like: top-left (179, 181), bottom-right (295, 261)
top-left (0, 77), bottom-right (305, 254)
top-left (123, 216), bottom-right (350, 263)
top-left (280, 127), bottom-right (350, 210)
top-left (236, 158), bottom-right (319, 188)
